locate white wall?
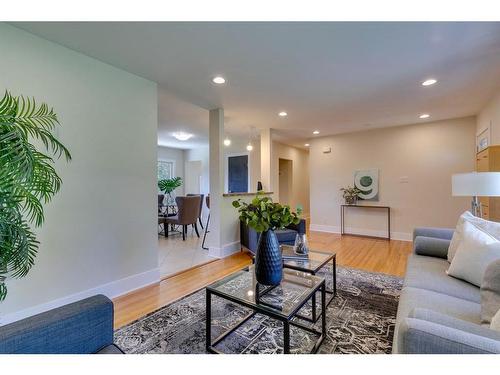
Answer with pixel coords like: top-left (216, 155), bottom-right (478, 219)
top-left (157, 145), bottom-right (185, 196)
top-left (0, 24), bottom-right (158, 321)
top-left (309, 117), bottom-right (475, 240)
top-left (477, 90), bottom-right (500, 145)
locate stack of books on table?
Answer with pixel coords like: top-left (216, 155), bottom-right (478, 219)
top-left (280, 244), bottom-right (309, 260)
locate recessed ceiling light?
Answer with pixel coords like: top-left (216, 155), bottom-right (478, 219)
top-left (172, 131), bottom-right (193, 141)
top-left (313, 130), bottom-right (320, 135)
top-left (223, 138), bottom-right (231, 146)
top-left (246, 143), bottom-right (253, 151)
top-left (419, 114), bottom-right (430, 119)
top-left (304, 143), bottom-right (310, 147)
top-left (212, 76), bottom-right (226, 84)
top-left (279, 111), bottom-right (288, 117)
top-left (422, 79), bottom-right (437, 86)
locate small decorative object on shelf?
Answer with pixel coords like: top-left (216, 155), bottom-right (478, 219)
top-left (340, 185), bottom-right (361, 205)
top-left (294, 233), bottom-right (309, 256)
top-left (232, 193), bottom-right (302, 286)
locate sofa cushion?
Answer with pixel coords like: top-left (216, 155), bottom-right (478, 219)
top-left (393, 286), bottom-right (481, 353)
top-left (275, 229), bottom-right (297, 243)
top-left (447, 221), bottom-right (500, 287)
top-left (404, 254), bottom-right (480, 303)
top-left (448, 211), bottom-right (500, 263)
top-left (481, 259), bottom-right (500, 325)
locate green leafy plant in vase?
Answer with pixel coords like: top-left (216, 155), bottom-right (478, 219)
top-left (0, 91), bottom-right (71, 301)
top-left (340, 185), bottom-right (361, 205)
top-left (158, 176), bottom-right (183, 205)
top-left (232, 194), bottom-right (302, 285)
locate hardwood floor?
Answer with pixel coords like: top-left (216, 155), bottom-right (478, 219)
top-left (113, 231), bottom-right (412, 329)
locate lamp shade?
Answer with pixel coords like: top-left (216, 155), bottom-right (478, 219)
top-left (452, 172), bottom-right (500, 197)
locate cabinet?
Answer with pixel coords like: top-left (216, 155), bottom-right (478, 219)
top-left (476, 145), bottom-right (500, 221)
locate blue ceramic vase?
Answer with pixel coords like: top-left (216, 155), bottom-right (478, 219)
top-left (255, 230), bottom-right (283, 286)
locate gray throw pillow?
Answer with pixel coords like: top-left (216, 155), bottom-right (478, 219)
top-left (481, 259), bottom-right (500, 325)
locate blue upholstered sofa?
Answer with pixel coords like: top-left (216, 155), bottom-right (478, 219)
top-left (0, 294), bottom-right (123, 354)
top-left (240, 219), bottom-right (306, 254)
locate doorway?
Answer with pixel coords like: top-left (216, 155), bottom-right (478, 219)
top-left (185, 160), bottom-right (202, 194)
top-left (279, 158), bottom-right (293, 206)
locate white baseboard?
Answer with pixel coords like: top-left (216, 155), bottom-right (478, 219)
top-left (0, 267), bottom-right (161, 326)
top-left (309, 223), bottom-right (412, 242)
top-left (209, 241), bottom-right (241, 258)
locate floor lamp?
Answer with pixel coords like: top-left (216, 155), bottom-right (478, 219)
top-left (452, 172), bottom-right (500, 217)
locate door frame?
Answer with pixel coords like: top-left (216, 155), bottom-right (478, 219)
top-left (224, 152), bottom-right (251, 193)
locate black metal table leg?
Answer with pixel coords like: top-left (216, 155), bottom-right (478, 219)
top-left (202, 213), bottom-right (210, 250)
top-left (206, 289), bottom-right (212, 353)
top-left (283, 320), bottom-right (290, 354)
top-left (333, 255), bottom-right (337, 296)
top-left (311, 290), bottom-right (317, 322)
top-left (321, 282), bottom-right (326, 339)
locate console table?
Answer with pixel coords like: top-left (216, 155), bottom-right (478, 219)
top-left (340, 204), bottom-right (391, 240)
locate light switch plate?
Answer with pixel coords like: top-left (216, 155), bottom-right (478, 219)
top-left (322, 146), bottom-right (331, 154)
top-left (400, 176), bottom-right (409, 183)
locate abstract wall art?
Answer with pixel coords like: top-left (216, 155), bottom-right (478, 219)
top-left (354, 169), bottom-right (379, 201)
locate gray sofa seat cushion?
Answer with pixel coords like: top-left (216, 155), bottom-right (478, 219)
top-left (400, 318), bottom-right (500, 354)
top-left (404, 254), bottom-right (480, 303)
top-left (393, 286), bottom-right (481, 353)
top-left (274, 229), bottom-right (297, 243)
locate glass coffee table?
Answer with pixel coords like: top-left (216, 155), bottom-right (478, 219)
top-left (283, 251), bottom-right (336, 323)
top-left (206, 265), bottom-right (326, 354)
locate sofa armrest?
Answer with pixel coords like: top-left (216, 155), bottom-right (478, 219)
top-left (240, 220), bottom-right (259, 254)
top-left (0, 295), bottom-right (114, 354)
top-left (399, 308), bottom-right (500, 354)
top-left (287, 219), bottom-right (306, 235)
top-left (413, 227), bottom-right (454, 241)
top-left (413, 236), bottom-right (450, 259)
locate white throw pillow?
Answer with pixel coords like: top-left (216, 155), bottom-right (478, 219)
top-left (448, 221), bottom-right (500, 287)
top-left (448, 211), bottom-right (500, 263)
top-left (491, 309), bottom-right (500, 332)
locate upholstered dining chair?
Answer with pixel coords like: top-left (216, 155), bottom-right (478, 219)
top-left (158, 194), bottom-right (164, 214)
top-left (163, 195), bottom-right (202, 241)
top-left (187, 193), bottom-right (205, 229)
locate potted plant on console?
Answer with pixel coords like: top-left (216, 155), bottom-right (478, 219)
top-left (232, 195), bottom-right (302, 286)
top-left (340, 185), bottom-right (361, 205)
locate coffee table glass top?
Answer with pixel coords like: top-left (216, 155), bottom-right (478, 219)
top-left (283, 251), bottom-right (335, 273)
top-left (207, 265), bottom-right (324, 318)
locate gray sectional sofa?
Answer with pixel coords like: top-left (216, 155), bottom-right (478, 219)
top-left (393, 227), bottom-right (500, 354)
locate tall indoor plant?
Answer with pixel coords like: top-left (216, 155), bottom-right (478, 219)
top-left (158, 176), bottom-right (183, 205)
top-left (0, 91), bottom-right (71, 301)
top-left (233, 194), bottom-right (302, 285)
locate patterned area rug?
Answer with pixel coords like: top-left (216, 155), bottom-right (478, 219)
top-left (115, 266), bottom-right (402, 354)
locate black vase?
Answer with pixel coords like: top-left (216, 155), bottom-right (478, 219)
top-left (255, 230), bottom-right (283, 286)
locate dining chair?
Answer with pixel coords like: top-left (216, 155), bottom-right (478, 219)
top-left (186, 193), bottom-right (205, 229)
top-left (164, 195), bottom-right (202, 241)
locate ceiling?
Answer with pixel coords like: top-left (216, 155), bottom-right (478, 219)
top-left (12, 22), bottom-right (500, 149)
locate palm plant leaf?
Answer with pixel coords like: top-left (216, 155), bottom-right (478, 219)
top-left (0, 90), bottom-right (71, 301)
top-left (158, 177), bottom-right (183, 194)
